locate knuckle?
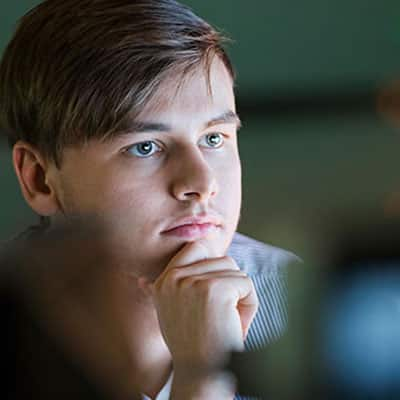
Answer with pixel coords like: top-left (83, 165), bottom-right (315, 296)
top-left (179, 275), bottom-right (197, 290)
top-left (243, 274), bottom-right (252, 282)
top-left (154, 268), bottom-right (183, 293)
top-left (165, 267), bottom-right (183, 282)
top-left (223, 256), bottom-right (240, 271)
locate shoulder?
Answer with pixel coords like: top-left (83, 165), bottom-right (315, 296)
top-left (228, 233), bottom-right (300, 347)
top-left (227, 232), bottom-right (300, 277)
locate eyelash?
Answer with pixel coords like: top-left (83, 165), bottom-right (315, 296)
top-left (124, 141), bottom-right (162, 158)
top-left (124, 132), bottom-right (226, 159)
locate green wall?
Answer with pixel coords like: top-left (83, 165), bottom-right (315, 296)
top-left (184, 0), bottom-right (400, 96)
top-left (2, 1), bottom-right (399, 95)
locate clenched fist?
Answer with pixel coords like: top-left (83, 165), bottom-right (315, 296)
top-left (142, 240), bottom-right (259, 399)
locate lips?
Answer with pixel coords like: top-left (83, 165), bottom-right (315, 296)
top-left (162, 216), bottom-right (222, 240)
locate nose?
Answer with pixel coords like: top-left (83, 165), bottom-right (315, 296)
top-left (170, 148), bottom-right (218, 202)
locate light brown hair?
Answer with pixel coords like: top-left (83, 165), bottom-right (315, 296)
top-left (0, 0), bottom-right (234, 166)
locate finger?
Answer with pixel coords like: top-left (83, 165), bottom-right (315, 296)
top-left (183, 273), bottom-right (258, 336)
top-left (181, 270), bottom-right (248, 283)
top-left (212, 275), bottom-right (259, 318)
top-left (237, 280), bottom-right (259, 339)
top-left (203, 274), bottom-right (258, 339)
top-left (196, 237), bottom-right (222, 258)
top-left (166, 236), bottom-right (223, 271)
top-left (180, 273), bottom-right (256, 304)
top-left (164, 257), bottom-right (241, 281)
top-left (167, 241), bottom-right (210, 270)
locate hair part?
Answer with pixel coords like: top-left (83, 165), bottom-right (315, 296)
top-left (0, 0), bottom-right (234, 166)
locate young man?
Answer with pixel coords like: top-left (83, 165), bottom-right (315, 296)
top-left (0, 0), bottom-right (297, 398)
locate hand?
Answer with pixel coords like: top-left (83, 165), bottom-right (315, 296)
top-left (144, 240), bottom-right (259, 398)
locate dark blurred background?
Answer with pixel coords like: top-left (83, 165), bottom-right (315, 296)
top-left (1, 1), bottom-right (400, 255)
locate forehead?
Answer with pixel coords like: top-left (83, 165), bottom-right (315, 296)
top-left (136, 57), bottom-right (235, 130)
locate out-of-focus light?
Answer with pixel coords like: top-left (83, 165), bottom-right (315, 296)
top-left (377, 80), bottom-right (400, 127)
top-left (320, 265), bottom-right (400, 396)
top-left (383, 191), bottom-right (400, 217)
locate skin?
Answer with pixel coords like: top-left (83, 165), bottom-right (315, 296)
top-left (13, 57), bottom-right (258, 399)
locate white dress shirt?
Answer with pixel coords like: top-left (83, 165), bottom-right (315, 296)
top-left (142, 373), bottom-right (173, 400)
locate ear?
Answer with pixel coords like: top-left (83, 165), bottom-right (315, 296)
top-left (12, 141), bottom-right (60, 216)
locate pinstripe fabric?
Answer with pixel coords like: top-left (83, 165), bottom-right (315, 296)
top-left (227, 233), bottom-right (298, 400)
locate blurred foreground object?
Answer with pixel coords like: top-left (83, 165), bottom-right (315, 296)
top-left (228, 218), bottom-right (400, 400)
top-left (0, 218), bottom-right (141, 400)
top-left (5, 215), bottom-right (400, 399)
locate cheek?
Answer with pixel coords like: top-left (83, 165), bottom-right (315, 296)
top-left (215, 153), bottom-right (242, 211)
top-left (60, 164), bottom-right (163, 216)
top-left (96, 173), bottom-right (164, 214)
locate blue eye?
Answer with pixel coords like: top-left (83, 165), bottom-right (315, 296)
top-left (200, 133), bottom-right (224, 148)
top-left (126, 141), bottom-right (161, 158)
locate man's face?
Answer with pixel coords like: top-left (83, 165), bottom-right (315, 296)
top-left (50, 58), bottom-right (241, 279)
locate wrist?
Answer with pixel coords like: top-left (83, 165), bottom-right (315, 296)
top-left (170, 368), bottom-right (235, 400)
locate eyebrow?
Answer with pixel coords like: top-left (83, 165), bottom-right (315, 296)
top-left (205, 110), bottom-right (242, 130)
top-left (123, 110), bottom-right (242, 135)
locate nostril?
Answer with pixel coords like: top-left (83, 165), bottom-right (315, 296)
top-left (172, 173), bottom-right (218, 201)
top-left (182, 191), bottom-right (200, 200)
